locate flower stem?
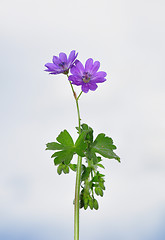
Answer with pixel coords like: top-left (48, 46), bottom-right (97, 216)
top-left (68, 79), bottom-right (82, 240)
top-left (74, 154), bottom-right (82, 240)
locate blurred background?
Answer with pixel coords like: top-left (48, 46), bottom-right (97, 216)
top-left (0, 0), bottom-right (165, 239)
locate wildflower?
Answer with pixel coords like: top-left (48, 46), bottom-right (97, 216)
top-left (45, 50), bottom-right (78, 75)
top-left (68, 58), bottom-right (107, 93)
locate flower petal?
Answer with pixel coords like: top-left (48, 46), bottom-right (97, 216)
top-left (91, 71), bottom-right (107, 83)
top-left (68, 50), bottom-right (78, 64)
top-left (82, 83), bottom-right (90, 93)
top-left (89, 82), bottom-right (98, 91)
top-left (49, 70), bottom-right (63, 74)
top-left (70, 65), bottom-right (81, 75)
top-left (75, 61), bottom-right (85, 75)
top-left (93, 71), bottom-right (107, 78)
top-left (91, 77), bottom-right (106, 83)
top-left (91, 61), bottom-right (100, 74)
top-left (59, 52), bottom-right (67, 63)
top-left (68, 75), bottom-right (76, 81)
top-left (85, 58), bottom-right (93, 72)
top-left (45, 63), bottom-right (58, 71)
top-left (68, 75), bottom-right (83, 85)
top-left (53, 56), bottom-right (61, 66)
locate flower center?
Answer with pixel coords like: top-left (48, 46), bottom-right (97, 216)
top-left (82, 72), bottom-right (91, 83)
top-left (59, 62), bottom-right (66, 69)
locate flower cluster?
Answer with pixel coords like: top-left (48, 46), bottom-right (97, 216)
top-left (45, 50), bottom-right (107, 93)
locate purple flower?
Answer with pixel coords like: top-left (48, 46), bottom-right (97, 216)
top-left (68, 58), bottom-right (107, 93)
top-left (45, 50), bottom-right (78, 75)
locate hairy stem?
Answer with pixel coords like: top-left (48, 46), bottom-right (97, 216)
top-left (74, 154), bottom-right (82, 240)
top-left (68, 79), bottom-right (82, 240)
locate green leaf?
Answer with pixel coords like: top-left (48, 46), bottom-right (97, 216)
top-left (98, 188), bottom-right (103, 197)
top-left (88, 197), bottom-right (94, 210)
top-left (63, 165), bottom-right (69, 174)
top-left (81, 124), bottom-right (93, 143)
top-left (91, 133), bottom-right (120, 162)
top-left (56, 130), bottom-right (74, 147)
top-left (57, 165), bottom-right (63, 175)
top-left (97, 163), bottom-right (105, 169)
top-left (99, 181), bottom-right (105, 190)
top-left (53, 150), bottom-right (74, 165)
top-left (81, 167), bottom-right (91, 181)
top-left (75, 130), bottom-right (88, 157)
top-left (93, 199), bottom-right (99, 210)
top-left (84, 197), bottom-right (89, 205)
top-left (84, 204), bottom-right (88, 210)
top-left (97, 172), bottom-right (105, 178)
top-left (69, 164), bottom-right (77, 172)
top-left (82, 194), bottom-right (89, 210)
top-left (95, 187), bottom-right (103, 196)
top-left (86, 148), bottom-right (97, 163)
top-left (46, 130), bottom-right (75, 165)
top-left (46, 142), bottom-right (63, 150)
top-left (95, 187), bottom-right (100, 196)
top-left (97, 156), bottom-right (102, 162)
top-left (93, 183), bottom-right (99, 187)
top-left (81, 124), bottom-right (89, 131)
top-left (92, 175), bottom-right (99, 182)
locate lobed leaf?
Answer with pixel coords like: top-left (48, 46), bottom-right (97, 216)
top-left (91, 133), bottom-right (120, 162)
top-left (46, 142), bottom-right (63, 150)
top-left (46, 130), bottom-right (75, 165)
top-left (56, 130), bottom-right (74, 147)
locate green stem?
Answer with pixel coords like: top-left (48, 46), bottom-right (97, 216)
top-left (74, 154), bottom-right (82, 240)
top-left (77, 91), bottom-right (83, 101)
top-left (68, 79), bottom-right (82, 240)
top-left (76, 98), bottom-right (81, 134)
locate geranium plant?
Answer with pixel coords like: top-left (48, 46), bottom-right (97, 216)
top-left (45, 50), bottom-right (120, 240)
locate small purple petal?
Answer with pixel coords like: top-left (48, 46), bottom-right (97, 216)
top-left (82, 83), bottom-right (90, 93)
top-left (94, 71), bottom-right (107, 78)
top-left (89, 82), bottom-right (98, 91)
top-left (68, 75), bottom-right (77, 82)
top-left (53, 56), bottom-right (61, 66)
top-left (85, 58), bottom-right (93, 72)
top-left (75, 61), bottom-right (85, 75)
top-left (49, 70), bottom-right (63, 74)
top-left (68, 50), bottom-right (77, 64)
top-left (45, 63), bottom-right (57, 71)
top-left (91, 61), bottom-right (100, 74)
top-left (91, 77), bottom-right (106, 83)
top-left (68, 50), bottom-right (75, 62)
top-left (91, 71), bottom-right (107, 82)
top-left (74, 60), bottom-right (80, 65)
top-left (70, 65), bottom-right (81, 75)
top-left (68, 75), bottom-right (83, 85)
top-left (59, 52), bottom-right (67, 63)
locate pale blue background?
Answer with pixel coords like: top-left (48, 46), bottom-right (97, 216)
top-left (0, 0), bottom-right (165, 239)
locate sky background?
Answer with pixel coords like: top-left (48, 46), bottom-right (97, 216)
top-left (0, 0), bottom-right (165, 239)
